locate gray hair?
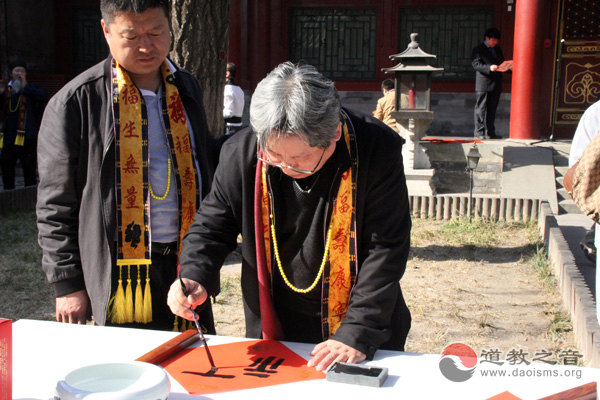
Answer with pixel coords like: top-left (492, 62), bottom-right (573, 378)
top-left (250, 62), bottom-right (341, 150)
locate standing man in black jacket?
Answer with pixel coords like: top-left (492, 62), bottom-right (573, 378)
top-left (37, 0), bottom-right (216, 333)
top-left (472, 27), bottom-right (504, 140)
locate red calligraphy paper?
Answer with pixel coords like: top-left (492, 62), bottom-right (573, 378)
top-left (497, 60), bottom-right (513, 72)
top-left (161, 340), bottom-right (325, 394)
top-left (486, 391), bottom-right (522, 400)
top-left (0, 319), bottom-right (12, 400)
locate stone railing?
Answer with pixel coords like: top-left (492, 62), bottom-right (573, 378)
top-left (0, 186), bottom-right (37, 214)
top-left (538, 201), bottom-right (600, 367)
top-left (409, 194), bottom-right (540, 222)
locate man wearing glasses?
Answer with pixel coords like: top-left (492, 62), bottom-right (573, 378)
top-left (168, 62), bottom-right (412, 372)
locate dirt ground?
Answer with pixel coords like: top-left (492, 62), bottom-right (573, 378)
top-left (403, 222), bottom-right (575, 359)
top-left (212, 219), bottom-right (579, 363)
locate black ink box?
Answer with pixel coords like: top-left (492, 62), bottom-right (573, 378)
top-left (326, 362), bottom-right (388, 387)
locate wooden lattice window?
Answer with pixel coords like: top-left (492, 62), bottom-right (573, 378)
top-left (399, 6), bottom-right (494, 80)
top-left (289, 8), bottom-right (377, 80)
top-left (73, 8), bottom-right (109, 75)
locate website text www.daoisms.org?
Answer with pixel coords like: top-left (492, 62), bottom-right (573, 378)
top-left (438, 344), bottom-right (586, 383)
top-left (479, 367), bottom-right (583, 379)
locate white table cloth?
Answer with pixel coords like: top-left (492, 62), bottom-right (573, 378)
top-left (11, 319), bottom-right (599, 399)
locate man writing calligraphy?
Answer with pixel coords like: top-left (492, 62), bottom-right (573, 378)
top-left (168, 62), bottom-right (412, 371)
top-left (37, 0), bottom-right (217, 332)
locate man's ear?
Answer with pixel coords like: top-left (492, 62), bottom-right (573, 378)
top-left (101, 19), bottom-right (110, 39)
top-left (333, 122), bottom-right (343, 142)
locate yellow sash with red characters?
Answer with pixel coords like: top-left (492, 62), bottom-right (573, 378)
top-left (0, 86), bottom-right (27, 148)
top-left (259, 111), bottom-right (358, 339)
top-left (109, 60), bottom-right (199, 325)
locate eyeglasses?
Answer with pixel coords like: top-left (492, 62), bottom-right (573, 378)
top-left (257, 145), bottom-right (327, 175)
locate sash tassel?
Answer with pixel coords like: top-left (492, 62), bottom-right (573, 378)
top-left (109, 265), bottom-right (127, 324)
top-left (125, 266), bottom-right (134, 322)
top-left (134, 265), bottom-right (144, 323)
top-left (14, 130), bottom-right (25, 146)
top-left (143, 265), bottom-right (152, 323)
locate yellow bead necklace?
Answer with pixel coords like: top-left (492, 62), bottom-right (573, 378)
top-left (149, 158), bottom-right (171, 200)
top-left (8, 93), bottom-right (21, 113)
top-left (269, 212), bottom-right (333, 293)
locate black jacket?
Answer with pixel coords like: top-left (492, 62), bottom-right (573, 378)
top-left (472, 42), bottom-right (505, 92)
top-left (37, 56), bottom-right (216, 325)
top-left (180, 108), bottom-right (412, 359)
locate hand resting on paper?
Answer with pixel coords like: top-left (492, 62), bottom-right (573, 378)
top-left (308, 339), bottom-right (366, 372)
top-left (167, 278), bottom-right (208, 320)
top-left (56, 289), bottom-right (91, 324)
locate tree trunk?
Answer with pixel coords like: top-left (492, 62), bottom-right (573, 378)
top-left (0, 0), bottom-right (8, 75)
top-left (170, 0), bottom-right (230, 137)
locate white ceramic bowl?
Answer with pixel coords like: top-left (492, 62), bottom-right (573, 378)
top-left (55, 361), bottom-right (170, 400)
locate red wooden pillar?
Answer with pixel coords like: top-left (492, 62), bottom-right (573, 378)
top-left (228, 1), bottom-right (241, 72)
top-left (509, 0), bottom-right (542, 139)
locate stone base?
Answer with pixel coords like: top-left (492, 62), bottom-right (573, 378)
top-left (397, 118), bottom-right (433, 170)
top-left (405, 168), bottom-right (435, 196)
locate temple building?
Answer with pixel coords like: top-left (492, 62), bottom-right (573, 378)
top-left (2, 0), bottom-right (599, 139)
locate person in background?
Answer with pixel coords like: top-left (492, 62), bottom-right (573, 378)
top-left (0, 59), bottom-right (47, 190)
top-left (472, 27), bottom-right (505, 140)
top-left (374, 78), bottom-right (399, 133)
top-left (36, 0), bottom-right (216, 332)
top-left (224, 62), bottom-right (245, 136)
top-left (168, 61), bottom-right (412, 372)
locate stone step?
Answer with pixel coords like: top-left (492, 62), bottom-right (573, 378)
top-left (559, 199), bottom-right (583, 215)
top-left (550, 145), bottom-right (570, 167)
top-left (557, 187), bottom-right (570, 202)
top-left (405, 168), bottom-right (436, 196)
top-left (553, 145), bottom-right (572, 215)
top-left (553, 154), bottom-right (570, 168)
top-left (555, 166), bottom-right (569, 178)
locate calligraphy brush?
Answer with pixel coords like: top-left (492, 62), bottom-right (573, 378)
top-left (179, 274), bottom-right (218, 372)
